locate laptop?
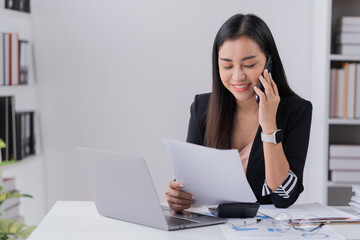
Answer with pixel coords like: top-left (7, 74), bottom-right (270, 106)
top-left (76, 147), bottom-right (227, 231)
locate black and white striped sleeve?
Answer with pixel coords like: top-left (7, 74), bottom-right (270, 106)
top-left (262, 170), bottom-right (298, 199)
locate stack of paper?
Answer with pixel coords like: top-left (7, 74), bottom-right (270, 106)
top-left (329, 145), bottom-right (360, 182)
top-left (336, 16), bottom-right (360, 55)
top-left (349, 184), bottom-right (360, 213)
top-left (259, 202), bottom-right (359, 221)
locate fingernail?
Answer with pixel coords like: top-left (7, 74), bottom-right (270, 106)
top-left (192, 195), bottom-right (195, 200)
top-left (254, 86), bottom-right (257, 89)
top-left (265, 69), bottom-right (268, 73)
top-left (269, 72), bottom-right (272, 76)
top-left (179, 184), bottom-right (184, 188)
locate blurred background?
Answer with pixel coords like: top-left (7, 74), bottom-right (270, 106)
top-left (3, 0), bottom-right (331, 224)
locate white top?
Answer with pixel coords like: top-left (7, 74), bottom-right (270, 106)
top-left (28, 201), bottom-right (360, 240)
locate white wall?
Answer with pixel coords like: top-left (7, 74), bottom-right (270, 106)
top-left (31, 0), bottom-right (321, 210)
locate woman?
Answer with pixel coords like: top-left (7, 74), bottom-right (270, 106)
top-left (166, 14), bottom-right (312, 210)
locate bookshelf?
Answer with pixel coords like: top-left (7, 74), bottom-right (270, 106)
top-left (0, 6), bottom-right (46, 225)
top-left (330, 54), bottom-right (360, 61)
top-left (328, 118), bottom-right (360, 125)
top-left (326, 0), bottom-right (360, 206)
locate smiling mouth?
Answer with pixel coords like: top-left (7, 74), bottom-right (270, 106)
top-left (232, 83), bottom-right (251, 92)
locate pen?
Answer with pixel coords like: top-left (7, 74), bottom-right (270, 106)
top-left (307, 219), bottom-right (360, 225)
top-left (228, 218), bottom-right (261, 228)
top-left (294, 217), bottom-right (350, 222)
top-left (323, 220), bottom-right (360, 225)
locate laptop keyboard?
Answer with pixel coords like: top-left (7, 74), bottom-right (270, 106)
top-left (165, 215), bottom-right (198, 226)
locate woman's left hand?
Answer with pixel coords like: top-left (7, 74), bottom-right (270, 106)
top-left (254, 69), bottom-right (280, 134)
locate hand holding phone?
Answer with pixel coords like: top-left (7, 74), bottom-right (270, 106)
top-left (255, 56), bottom-right (273, 103)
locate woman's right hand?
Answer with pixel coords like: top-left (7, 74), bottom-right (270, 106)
top-left (165, 181), bottom-right (195, 212)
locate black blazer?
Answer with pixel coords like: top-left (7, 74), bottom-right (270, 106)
top-left (186, 93), bottom-right (312, 208)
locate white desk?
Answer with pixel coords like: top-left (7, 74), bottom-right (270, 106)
top-left (28, 201), bottom-right (360, 240)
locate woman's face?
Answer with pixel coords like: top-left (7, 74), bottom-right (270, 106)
top-left (218, 36), bottom-right (267, 103)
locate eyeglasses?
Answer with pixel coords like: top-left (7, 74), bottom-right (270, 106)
top-left (273, 212), bottom-right (325, 236)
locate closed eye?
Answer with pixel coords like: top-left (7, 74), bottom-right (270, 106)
top-left (223, 66), bottom-right (233, 69)
top-left (244, 64), bottom-right (256, 68)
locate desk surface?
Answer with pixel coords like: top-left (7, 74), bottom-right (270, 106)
top-left (28, 201), bottom-right (360, 240)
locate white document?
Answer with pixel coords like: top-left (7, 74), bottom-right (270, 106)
top-left (164, 139), bottom-right (256, 206)
top-left (219, 223), bottom-right (345, 240)
top-left (259, 202), bottom-right (360, 220)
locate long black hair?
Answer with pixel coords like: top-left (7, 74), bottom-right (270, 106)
top-left (205, 13), bottom-right (298, 149)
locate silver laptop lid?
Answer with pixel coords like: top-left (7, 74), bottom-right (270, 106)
top-left (76, 147), bottom-right (169, 230)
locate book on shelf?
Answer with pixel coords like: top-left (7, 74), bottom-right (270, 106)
top-left (0, 98), bottom-right (7, 161)
top-left (336, 16), bottom-right (360, 55)
top-left (0, 96), bottom-right (17, 161)
top-left (15, 111), bottom-right (35, 160)
top-left (346, 63), bottom-right (356, 119)
top-left (330, 144), bottom-right (360, 158)
top-left (329, 145), bottom-right (360, 182)
top-left (336, 32), bottom-right (360, 44)
top-left (5, 0), bottom-right (30, 13)
top-left (0, 97), bottom-right (35, 161)
top-left (329, 64), bottom-right (360, 119)
top-left (4, 33), bottom-right (10, 86)
top-left (19, 40), bottom-right (29, 85)
top-left (8, 33), bottom-right (12, 85)
top-left (331, 171), bottom-right (360, 182)
top-left (339, 16), bottom-right (360, 25)
top-left (5, 0), bottom-right (17, 11)
top-left (329, 158), bottom-right (360, 170)
top-left (336, 68), bottom-right (345, 118)
top-left (340, 24), bottom-right (360, 33)
top-left (330, 69), bottom-right (337, 118)
top-left (11, 33), bottom-right (19, 85)
top-left (0, 32), bottom-right (28, 86)
top-left (343, 63), bottom-right (348, 118)
top-left (0, 33), bottom-right (3, 86)
top-left (336, 44), bottom-right (360, 55)
top-left (356, 64), bottom-right (360, 119)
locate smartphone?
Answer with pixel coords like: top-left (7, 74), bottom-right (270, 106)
top-left (255, 56), bottom-right (273, 103)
